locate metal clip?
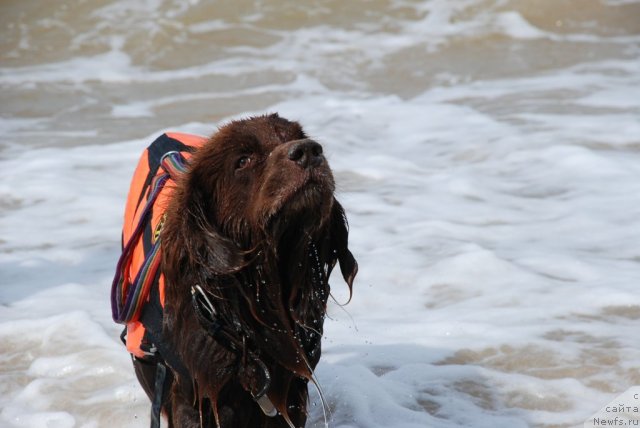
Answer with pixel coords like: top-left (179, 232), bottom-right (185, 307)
top-left (250, 355), bottom-right (276, 417)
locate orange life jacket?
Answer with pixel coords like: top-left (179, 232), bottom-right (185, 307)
top-left (117, 132), bottom-right (207, 358)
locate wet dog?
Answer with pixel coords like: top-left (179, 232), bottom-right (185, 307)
top-left (133, 114), bottom-right (357, 427)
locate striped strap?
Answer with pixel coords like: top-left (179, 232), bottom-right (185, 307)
top-left (111, 151), bottom-right (187, 324)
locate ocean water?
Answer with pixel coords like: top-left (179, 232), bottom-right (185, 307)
top-left (1, 1), bottom-right (640, 427)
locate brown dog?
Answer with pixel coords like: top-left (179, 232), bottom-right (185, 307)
top-left (127, 114), bottom-right (357, 427)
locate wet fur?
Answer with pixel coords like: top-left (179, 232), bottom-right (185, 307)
top-left (157, 114), bottom-right (357, 427)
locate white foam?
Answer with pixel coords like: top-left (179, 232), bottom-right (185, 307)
top-left (495, 12), bottom-right (547, 39)
top-left (2, 1), bottom-right (640, 427)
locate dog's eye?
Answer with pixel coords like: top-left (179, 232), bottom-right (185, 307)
top-left (236, 156), bottom-right (251, 170)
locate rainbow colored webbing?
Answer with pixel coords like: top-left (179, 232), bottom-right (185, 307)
top-left (111, 151), bottom-right (187, 324)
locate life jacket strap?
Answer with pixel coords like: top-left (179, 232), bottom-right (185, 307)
top-left (150, 360), bottom-right (167, 428)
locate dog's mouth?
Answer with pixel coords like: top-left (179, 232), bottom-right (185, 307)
top-left (285, 172), bottom-right (332, 212)
top-left (261, 170), bottom-right (335, 234)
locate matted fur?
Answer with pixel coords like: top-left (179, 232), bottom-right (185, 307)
top-left (156, 114), bottom-right (357, 427)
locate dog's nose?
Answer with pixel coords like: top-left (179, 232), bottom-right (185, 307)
top-left (287, 139), bottom-right (324, 169)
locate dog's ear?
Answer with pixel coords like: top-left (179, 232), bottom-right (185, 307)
top-left (328, 199), bottom-right (358, 299)
top-left (168, 177), bottom-right (246, 276)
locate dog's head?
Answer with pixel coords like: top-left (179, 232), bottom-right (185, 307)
top-left (189, 114), bottom-right (337, 248)
top-left (161, 114), bottom-right (357, 422)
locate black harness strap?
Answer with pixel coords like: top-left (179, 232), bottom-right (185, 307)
top-left (139, 267), bottom-right (191, 379)
top-left (150, 361), bottom-right (167, 428)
